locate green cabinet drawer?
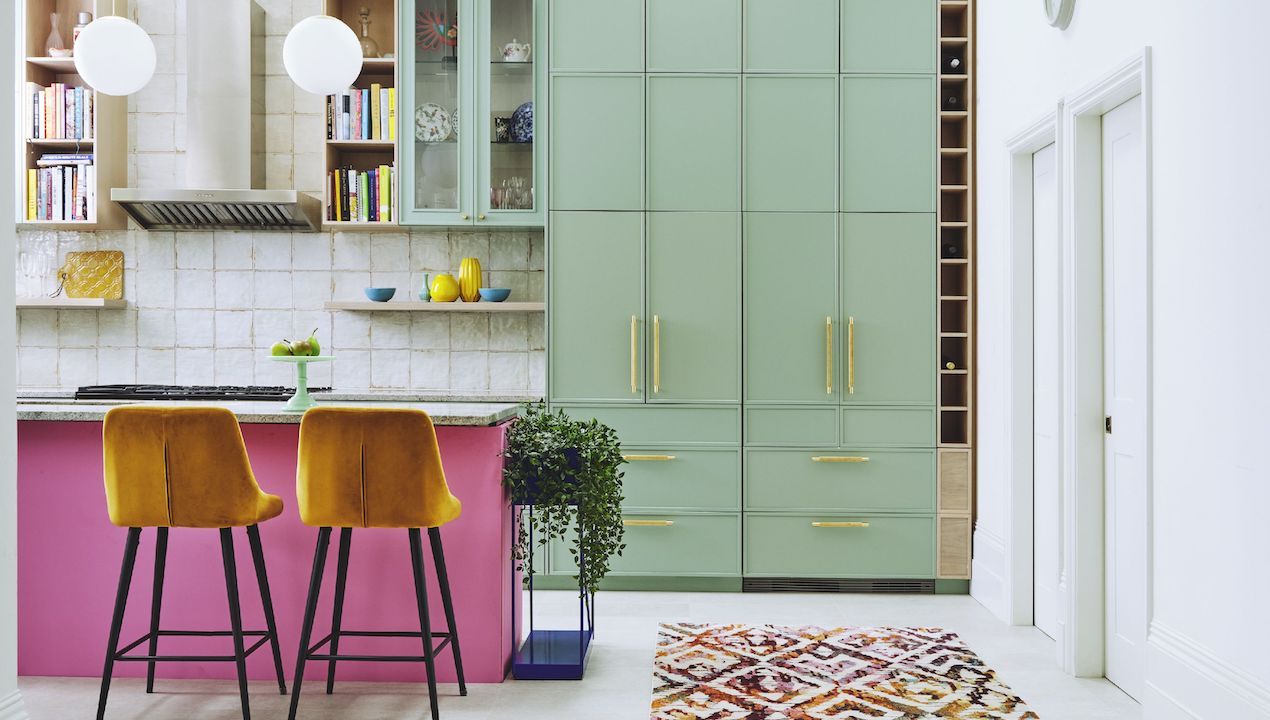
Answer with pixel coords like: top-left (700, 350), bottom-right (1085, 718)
top-left (555, 405), bottom-right (741, 446)
top-left (550, 0), bottom-right (644, 72)
top-left (842, 407), bottom-right (935, 447)
top-left (745, 449), bottom-right (935, 512)
top-left (744, 0), bottom-right (838, 73)
top-left (745, 514), bottom-right (934, 577)
top-left (550, 75), bottom-right (644, 210)
top-left (840, 0), bottom-right (936, 74)
top-left (743, 78), bottom-right (838, 212)
top-left (647, 76), bottom-right (740, 211)
top-left (841, 76), bottom-right (935, 212)
top-left (745, 408), bottom-right (838, 446)
top-left (553, 513), bottom-right (741, 576)
top-left (620, 450), bottom-right (740, 510)
top-left (647, 0), bottom-right (740, 72)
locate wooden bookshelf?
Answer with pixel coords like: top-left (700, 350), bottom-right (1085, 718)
top-left (322, 0), bottom-right (399, 230)
top-left (16, 0), bottom-right (126, 230)
top-left (325, 301), bottom-right (544, 313)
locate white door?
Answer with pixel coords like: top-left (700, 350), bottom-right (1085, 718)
top-left (1102, 94), bottom-right (1148, 701)
top-left (1032, 143), bottom-right (1061, 641)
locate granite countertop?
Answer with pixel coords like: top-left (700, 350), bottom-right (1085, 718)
top-left (15, 399), bottom-right (521, 426)
top-left (17, 389), bottom-right (542, 404)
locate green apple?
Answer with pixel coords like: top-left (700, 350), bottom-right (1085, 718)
top-left (270, 340), bottom-right (293, 356)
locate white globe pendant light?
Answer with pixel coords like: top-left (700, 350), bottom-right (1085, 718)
top-left (283, 16), bottom-right (362, 96)
top-left (73, 15), bottom-right (157, 96)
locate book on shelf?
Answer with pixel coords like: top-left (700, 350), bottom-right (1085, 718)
top-left (26, 160), bottom-right (94, 222)
top-left (25, 82), bottom-right (93, 140)
top-left (326, 85), bottom-right (397, 141)
top-left (327, 164), bottom-right (394, 223)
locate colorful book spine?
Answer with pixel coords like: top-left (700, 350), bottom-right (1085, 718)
top-left (27, 170), bottom-right (36, 220)
top-left (370, 83), bottom-right (382, 140)
top-left (387, 88), bottom-right (396, 140)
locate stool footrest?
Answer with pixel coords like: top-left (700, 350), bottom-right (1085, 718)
top-left (113, 630), bottom-right (275, 662)
top-left (305, 630), bottom-right (453, 662)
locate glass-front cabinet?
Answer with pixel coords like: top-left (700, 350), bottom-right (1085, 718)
top-left (400, 0), bottom-right (545, 227)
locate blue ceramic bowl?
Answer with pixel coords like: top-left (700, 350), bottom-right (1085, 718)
top-left (364, 287), bottom-right (396, 302)
top-left (478, 287), bottom-right (511, 302)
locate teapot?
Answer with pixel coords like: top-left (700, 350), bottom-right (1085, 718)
top-left (501, 38), bottom-right (531, 62)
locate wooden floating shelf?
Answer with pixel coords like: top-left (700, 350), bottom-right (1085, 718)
top-left (18, 220), bottom-right (97, 230)
top-left (322, 220), bottom-right (401, 232)
top-left (326, 139), bottom-right (395, 149)
top-left (359, 57), bottom-right (397, 70)
top-left (27, 138), bottom-right (93, 147)
top-left (26, 56), bottom-right (77, 71)
top-left (16, 297), bottom-right (126, 309)
top-left (325, 301), bottom-right (544, 313)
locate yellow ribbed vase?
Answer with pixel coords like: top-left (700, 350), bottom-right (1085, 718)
top-left (459, 257), bottom-right (482, 302)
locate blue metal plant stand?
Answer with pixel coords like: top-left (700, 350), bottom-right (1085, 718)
top-left (511, 505), bottom-right (595, 680)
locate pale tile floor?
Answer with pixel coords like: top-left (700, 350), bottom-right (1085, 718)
top-left (19, 591), bottom-right (1140, 720)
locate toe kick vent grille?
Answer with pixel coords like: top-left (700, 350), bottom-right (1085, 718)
top-left (742, 578), bottom-right (935, 594)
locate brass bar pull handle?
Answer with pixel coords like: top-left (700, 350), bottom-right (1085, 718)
top-left (811, 521), bottom-right (870, 529)
top-left (811, 456), bottom-right (870, 463)
top-left (825, 316), bottom-right (833, 394)
top-left (848, 315), bottom-right (856, 395)
top-left (630, 315), bottom-right (638, 394)
top-left (622, 454), bottom-right (677, 461)
top-left (623, 519), bottom-right (674, 527)
top-left (652, 315), bottom-right (661, 394)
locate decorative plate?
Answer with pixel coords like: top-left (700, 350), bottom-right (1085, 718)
top-left (450, 108), bottom-right (459, 138)
top-left (510, 101), bottom-right (533, 143)
top-left (414, 103), bottom-right (452, 142)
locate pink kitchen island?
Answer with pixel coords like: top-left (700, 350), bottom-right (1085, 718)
top-left (15, 399), bottom-right (521, 685)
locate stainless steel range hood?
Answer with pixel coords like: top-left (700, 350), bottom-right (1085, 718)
top-left (111, 1), bottom-right (322, 231)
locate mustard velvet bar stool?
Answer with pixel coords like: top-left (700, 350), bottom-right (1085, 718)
top-left (289, 407), bottom-right (466, 720)
top-left (97, 407), bottom-right (288, 720)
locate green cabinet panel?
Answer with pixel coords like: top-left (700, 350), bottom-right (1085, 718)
top-left (745, 514), bottom-right (934, 577)
top-left (842, 407), bottom-right (935, 447)
top-left (745, 449), bottom-right (935, 512)
top-left (548, 212), bottom-right (644, 402)
top-left (745, 407), bottom-right (839, 447)
top-left (842, 213), bottom-right (936, 405)
top-left (549, 75), bottom-right (644, 210)
top-left (744, 213), bottom-right (838, 401)
top-left (553, 513), bottom-right (741, 576)
top-left (549, 0), bottom-right (644, 72)
top-left (621, 450), bottom-right (740, 510)
top-left (646, 0), bottom-right (740, 72)
top-left (840, 0), bottom-right (936, 74)
top-left (743, 0), bottom-right (838, 73)
top-left (647, 76), bottom-right (740, 211)
top-left (841, 76), bottom-right (935, 212)
top-left (556, 405), bottom-right (741, 446)
top-left (647, 212), bottom-right (741, 403)
top-left (744, 78), bottom-right (838, 212)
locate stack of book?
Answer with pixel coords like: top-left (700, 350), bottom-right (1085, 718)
top-left (25, 82), bottom-right (93, 140)
top-left (328, 164), bottom-right (395, 223)
top-left (27, 154), bottom-right (94, 222)
top-left (327, 85), bottom-right (396, 141)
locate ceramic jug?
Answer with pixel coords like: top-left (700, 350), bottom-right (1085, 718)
top-left (501, 39), bottom-right (531, 62)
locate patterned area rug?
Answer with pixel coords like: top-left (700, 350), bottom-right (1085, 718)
top-left (651, 622), bottom-right (1040, 719)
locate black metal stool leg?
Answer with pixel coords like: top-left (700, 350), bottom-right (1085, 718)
top-left (246, 524), bottom-right (287, 695)
top-left (97, 527), bottom-right (141, 720)
top-left (326, 527), bottom-right (352, 694)
top-left (145, 527), bottom-right (168, 693)
top-left (428, 527), bottom-right (466, 696)
top-left (409, 529), bottom-right (441, 720)
top-left (289, 527), bottom-right (332, 720)
top-left (219, 528), bottom-right (251, 720)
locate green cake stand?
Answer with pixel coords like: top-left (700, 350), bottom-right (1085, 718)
top-left (270, 355), bottom-right (334, 412)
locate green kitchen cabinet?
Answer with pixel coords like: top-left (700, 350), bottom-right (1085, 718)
top-left (549, 74), bottom-right (644, 210)
top-left (743, 0), bottom-right (838, 73)
top-left (841, 0), bottom-right (936, 74)
top-left (646, 0), bottom-right (740, 72)
top-left (646, 212), bottom-right (741, 404)
top-left (745, 514), bottom-right (935, 578)
top-left (647, 76), bottom-right (740, 211)
top-left (549, 0), bottom-right (644, 72)
top-left (744, 213), bottom-right (839, 403)
top-left (841, 76), bottom-right (936, 212)
top-left (841, 213), bottom-right (936, 406)
top-left (548, 212), bottom-right (645, 403)
top-left (744, 77), bottom-right (838, 212)
top-left (552, 513), bottom-right (741, 577)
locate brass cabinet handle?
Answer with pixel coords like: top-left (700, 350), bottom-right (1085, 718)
top-left (630, 315), bottom-right (638, 394)
top-left (811, 455), bottom-right (870, 463)
top-left (847, 315), bottom-right (856, 395)
top-left (622, 454), bottom-right (677, 461)
top-left (652, 315), bottom-right (661, 394)
top-left (460, 213), bottom-right (470, 220)
top-left (825, 316), bottom-right (833, 394)
top-left (811, 521), bottom-right (870, 528)
top-left (623, 519), bottom-right (674, 527)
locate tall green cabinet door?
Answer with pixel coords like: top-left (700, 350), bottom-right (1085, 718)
top-left (743, 0), bottom-right (838, 73)
top-left (647, 76), bottom-right (740, 211)
top-left (745, 213), bottom-right (839, 403)
top-left (549, 0), bottom-right (644, 72)
top-left (840, 0), bottom-right (936, 74)
top-left (842, 213), bottom-right (936, 406)
top-left (550, 75), bottom-right (644, 210)
top-left (646, 0), bottom-right (740, 72)
top-left (744, 77), bottom-right (838, 212)
top-left (647, 212), bottom-right (741, 404)
top-left (549, 212), bottom-right (645, 403)
top-left (841, 76), bottom-right (935, 212)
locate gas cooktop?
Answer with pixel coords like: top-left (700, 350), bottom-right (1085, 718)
top-left (75, 385), bottom-right (333, 401)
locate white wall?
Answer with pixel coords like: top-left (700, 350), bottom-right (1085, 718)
top-left (975, 1), bottom-right (1270, 717)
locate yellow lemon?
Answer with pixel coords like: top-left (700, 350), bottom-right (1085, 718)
top-left (430, 273), bottom-right (460, 302)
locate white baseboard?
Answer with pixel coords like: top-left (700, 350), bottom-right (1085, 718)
top-left (0, 690), bottom-right (29, 720)
top-left (1145, 622), bottom-right (1270, 720)
top-left (969, 528), bottom-right (1010, 623)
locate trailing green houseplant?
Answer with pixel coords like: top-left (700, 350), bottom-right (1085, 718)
top-left (502, 403), bottom-right (626, 595)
